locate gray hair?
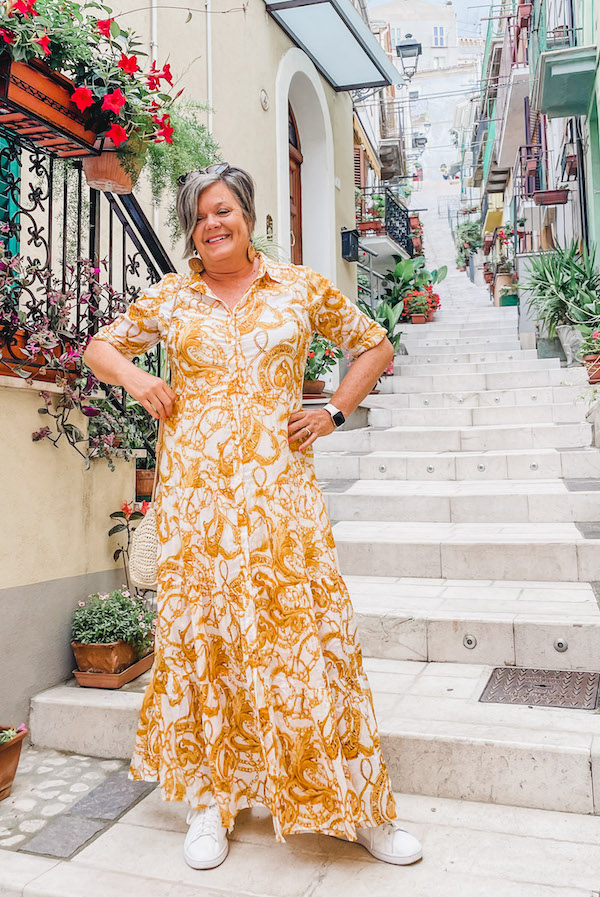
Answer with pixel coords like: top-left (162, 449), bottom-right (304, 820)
top-left (176, 166), bottom-right (257, 259)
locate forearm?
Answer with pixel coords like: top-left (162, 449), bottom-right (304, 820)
top-left (84, 339), bottom-right (138, 388)
top-left (330, 337), bottom-right (394, 417)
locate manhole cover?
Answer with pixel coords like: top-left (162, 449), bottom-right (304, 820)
top-left (480, 668), bottom-right (600, 709)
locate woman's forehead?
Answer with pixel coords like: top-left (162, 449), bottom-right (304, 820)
top-left (197, 183), bottom-right (239, 210)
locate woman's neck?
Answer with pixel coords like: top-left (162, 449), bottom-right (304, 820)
top-left (203, 255), bottom-right (257, 283)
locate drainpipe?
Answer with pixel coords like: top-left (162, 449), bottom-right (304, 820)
top-left (151, 0), bottom-right (159, 233)
top-left (206, 0), bottom-right (213, 133)
top-left (566, 0), bottom-right (590, 246)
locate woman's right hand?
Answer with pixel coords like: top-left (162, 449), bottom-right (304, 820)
top-left (122, 366), bottom-right (176, 420)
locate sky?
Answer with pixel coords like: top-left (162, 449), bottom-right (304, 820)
top-left (366, 0), bottom-right (486, 38)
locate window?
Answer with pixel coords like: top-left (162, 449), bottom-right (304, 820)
top-left (409, 90), bottom-right (419, 101)
top-left (433, 25), bottom-right (445, 46)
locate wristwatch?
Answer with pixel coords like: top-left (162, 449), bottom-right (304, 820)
top-left (323, 403), bottom-right (346, 428)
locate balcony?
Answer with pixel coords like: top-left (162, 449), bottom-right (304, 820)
top-left (482, 103), bottom-right (510, 194)
top-left (356, 186), bottom-right (413, 273)
top-left (494, 15), bottom-right (529, 169)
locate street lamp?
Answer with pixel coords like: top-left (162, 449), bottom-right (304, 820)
top-left (396, 34), bottom-right (422, 81)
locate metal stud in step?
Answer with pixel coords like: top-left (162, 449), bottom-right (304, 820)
top-left (554, 638), bottom-right (568, 653)
top-left (530, 462), bottom-right (539, 471)
top-left (494, 397), bottom-right (500, 403)
top-left (458, 398), bottom-right (464, 404)
top-left (426, 465), bottom-right (435, 473)
top-left (508, 355), bottom-right (513, 359)
top-left (423, 399), bottom-right (429, 406)
top-left (378, 464), bottom-right (387, 473)
top-left (477, 463), bottom-right (486, 472)
top-left (463, 634), bottom-right (477, 649)
top-left (531, 394), bottom-right (537, 401)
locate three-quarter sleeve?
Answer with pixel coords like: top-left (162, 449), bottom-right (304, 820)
top-left (305, 268), bottom-right (387, 358)
top-left (91, 273), bottom-right (180, 360)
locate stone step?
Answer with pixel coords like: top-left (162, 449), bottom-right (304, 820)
top-left (4, 789), bottom-right (600, 897)
top-left (324, 479), bottom-right (600, 523)
top-left (400, 341), bottom-right (523, 354)
top-left (315, 447), bottom-right (600, 482)
top-left (347, 575), bottom-right (600, 669)
top-left (393, 359), bottom-right (560, 378)
top-left (367, 403), bottom-right (586, 429)
top-left (381, 366), bottom-right (587, 394)
top-left (400, 350), bottom-right (535, 365)
top-left (371, 383), bottom-right (584, 407)
top-left (332, 520), bottom-right (600, 581)
top-left (319, 421), bottom-right (592, 453)
top-left (28, 659), bottom-right (600, 818)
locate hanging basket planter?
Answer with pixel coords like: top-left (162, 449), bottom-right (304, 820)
top-left (0, 56), bottom-right (98, 158)
top-left (533, 189), bottom-right (569, 206)
top-left (83, 137), bottom-right (147, 194)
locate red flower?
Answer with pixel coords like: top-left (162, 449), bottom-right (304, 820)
top-left (140, 500), bottom-right (150, 514)
top-left (154, 114), bottom-right (174, 144)
top-left (117, 53), bottom-right (139, 75)
top-left (0, 28), bottom-right (15, 43)
top-left (102, 88), bottom-right (126, 115)
top-left (96, 17), bottom-right (114, 37)
top-left (71, 86), bottom-right (94, 113)
top-left (147, 61), bottom-right (173, 90)
top-left (308, 351), bottom-right (315, 358)
top-left (121, 501), bottom-right (133, 519)
top-left (35, 33), bottom-right (51, 55)
top-left (9, 0), bottom-right (38, 18)
top-left (105, 123), bottom-right (128, 147)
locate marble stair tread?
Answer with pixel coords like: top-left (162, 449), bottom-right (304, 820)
top-left (363, 384), bottom-right (586, 407)
top-left (315, 447), bottom-right (600, 481)
top-left (378, 367), bottom-right (587, 394)
top-left (367, 403), bottom-right (586, 428)
top-left (399, 350), bottom-right (534, 363)
top-left (5, 792), bottom-right (600, 897)
top-left (346, 575), bottom-right (600, 668)
top-left (332, 521), bottom-right (600, 581)
top-left (393, 359), bottom-right (561, 377)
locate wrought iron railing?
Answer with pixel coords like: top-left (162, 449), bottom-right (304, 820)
top-left (0, 133), bottom-right (176, 464)
top-left (355, 186), bottom-right (413, 257)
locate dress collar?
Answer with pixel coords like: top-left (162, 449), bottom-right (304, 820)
top-left (187, 251), bottom-right (284, 292)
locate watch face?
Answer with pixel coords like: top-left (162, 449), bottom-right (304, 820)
top-left (332, 410), bottom-right (345, 427)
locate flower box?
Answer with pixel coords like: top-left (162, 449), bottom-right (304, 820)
top-left (302, 378), bottom-right (325, 396)
top-left (0, 325), bottom-right (76, 382)
top-left (411, 314), bottom-right (426, 324)
top-left (533, 189), bottom-right (569, 206)
top-left (0, 56), bottom-right (98, 158)
top-left (72, 647), bottom-right (155, 689)
top-left (517, 2), bottom-right (532, 25)
top-left (0, 726), bottom-right (27, 802)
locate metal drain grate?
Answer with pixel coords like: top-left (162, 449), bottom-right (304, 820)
top-left (480, 668), bottom-right (600, 710)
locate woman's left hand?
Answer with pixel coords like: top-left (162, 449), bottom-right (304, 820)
top-left (288, 409), bottom-right (336, 451)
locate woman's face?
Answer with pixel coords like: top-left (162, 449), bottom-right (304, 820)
top-left (193, 182), bottom-right (251, 268)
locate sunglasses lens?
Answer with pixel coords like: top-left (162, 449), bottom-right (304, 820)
top-left (177, 163), bottom-right (229, 186)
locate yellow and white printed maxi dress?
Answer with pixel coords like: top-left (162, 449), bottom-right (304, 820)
top-left (92, 253), bottom-right (396, 841)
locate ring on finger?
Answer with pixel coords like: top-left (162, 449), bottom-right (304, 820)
top-left (305, 427), bottom-right (312, 436)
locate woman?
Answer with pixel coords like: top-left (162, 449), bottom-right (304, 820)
top-left (84, 164), bottom-right (422, 871)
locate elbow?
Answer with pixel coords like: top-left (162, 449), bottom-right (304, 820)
top-left (383, 337), bottom-right (395, 363)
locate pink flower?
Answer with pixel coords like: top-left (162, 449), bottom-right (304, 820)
top-left (78, 601), bottom-right (85, 607)
top-left (593, 332), bottom-right (599, 339)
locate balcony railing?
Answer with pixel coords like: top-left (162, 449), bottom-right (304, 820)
top-left (513, 143), bottom-right (548, 200)
top-left (355, 186), bottom-right (413, 258)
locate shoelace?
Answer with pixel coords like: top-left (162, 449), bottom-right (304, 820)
top-left (186, 804), bottom-right (222, 842)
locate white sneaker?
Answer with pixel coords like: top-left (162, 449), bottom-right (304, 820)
top-left (356, 821), bottom-right (423, 865)
top-left (184, 803), bottom-right (229, 870)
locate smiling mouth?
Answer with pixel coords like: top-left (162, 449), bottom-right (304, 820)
top-left (205, 235), bottom-right (230, 245)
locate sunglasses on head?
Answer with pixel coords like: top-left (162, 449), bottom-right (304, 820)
top-left (177, 163), bottom-right (230, 186)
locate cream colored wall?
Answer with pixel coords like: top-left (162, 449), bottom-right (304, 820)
top-left (0, 381), bottom-right (134, 590)
top-left (119, 0), bottom-right (357, 298)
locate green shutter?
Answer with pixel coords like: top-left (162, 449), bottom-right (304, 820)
top-left (0, 136), bottom-right (20, 257)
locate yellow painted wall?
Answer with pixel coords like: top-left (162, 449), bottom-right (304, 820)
top-left (0, 380), bottom-right (134, 589)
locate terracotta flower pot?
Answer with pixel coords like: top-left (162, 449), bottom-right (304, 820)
top-left (583, 354), bottom-right (600, 384)
top-left (0, 56), bottom-right (97, 157)
top-left (83, 137), bottom-right (146, 194)
top-left (0, 726), bottom-right (27, 801)
top-left (136, 468), bottom-right (155, 500)
top-left (71, 640), bottom-right (138, 674)
top-left (411, 314), bottom-right (426, 324)
top-left (426, 311), bottom-right (435, 322)
top-left (302, 379), bottom-right (325, 395)
top-left (0, 325), bottom-right (76, 382)
top-left (533, 189), bottom-right (569, 206)
top-left (484, 272), bottom-right (494, 284)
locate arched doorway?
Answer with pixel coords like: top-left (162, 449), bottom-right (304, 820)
top-left (289, 104), bottom-right (303, 265)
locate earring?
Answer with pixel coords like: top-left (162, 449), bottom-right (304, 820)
top-left (247, 243), bottom-right (256, 264)
top-left (189, 256), bottom-right (204, 274)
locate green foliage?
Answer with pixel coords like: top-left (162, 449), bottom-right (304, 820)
top-left (405, 294), bottom-right (430, 316)
top-left (382, 256), bottom-right (447, 306)
top-left (357, 297), bottom-right (403, 352)
top-left (71, 588), bottom-right (156, 655)
top-left (521, 241), bottom-right (600, 337)
top-left (455, 219), bottom-right (483, 253)
top-left (144, 99), bottom-right (221, 243)
top-left (304, 334), bottom-right (342, 380)
top-left (578, 330), bottom-right (600, 357)
top-left (0, 724), bottom-right (26, 745)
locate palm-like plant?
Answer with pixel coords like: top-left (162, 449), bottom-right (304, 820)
top-left (383, 256), bottom-right (447, 307)
top-left (521, 241), bottom-right (600, 337)
top-left (357, 297), bottom-right (404, 352)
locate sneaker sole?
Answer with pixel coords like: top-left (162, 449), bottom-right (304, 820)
top-left (356, 833), bottom-right (423, 866)
top-left (183, 840), bottom-right (229, 870)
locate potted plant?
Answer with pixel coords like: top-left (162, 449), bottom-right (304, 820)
top-left (0, 0), bottom-right (186, 189)
top-left (71, 587), bottom-right (156, 687)
top-left (382, 256), bottom-right (447, 309)
top-left (578, 330), bottom-right (600, 383)
top-left (0, 724), bottom-right (28, 802)
top-left (303, 334), bottom-right (342, 396)
top-left (483, 263), bottom-right (494, 284)
top-left (516, 216), bottom-right (526, 237)
top-left (500, 283), bottom-right (519, 306)
top-left (405, 293), bottom-right (430, 323)
top-left (456, 251), bottom-right (467, 271)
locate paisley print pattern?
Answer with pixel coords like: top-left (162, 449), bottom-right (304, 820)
top-left (92, 253), bottom-right (395, 841)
